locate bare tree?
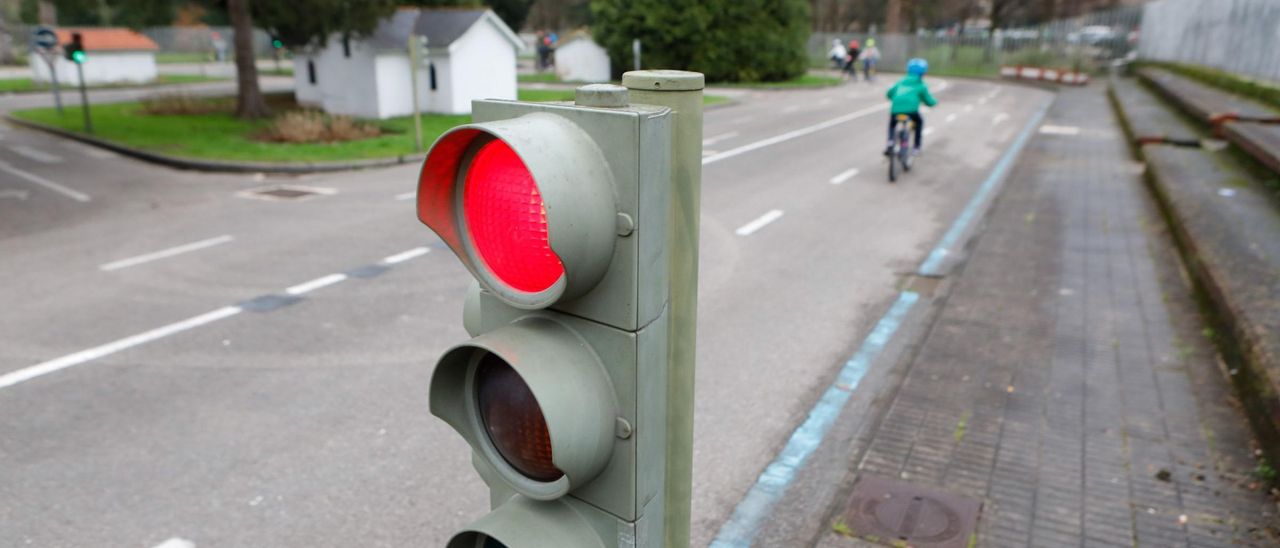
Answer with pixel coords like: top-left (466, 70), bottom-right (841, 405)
top-left (228, 0), bottom-right (269, 119)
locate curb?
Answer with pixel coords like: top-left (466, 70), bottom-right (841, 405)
top-left (3, 115), bottom-right (427, 174)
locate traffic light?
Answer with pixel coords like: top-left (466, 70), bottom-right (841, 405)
top-left (418, 84), bottom-right (676, 547)
top-left (271, 36), bottom-right (283, 50)
top-left (64, 32), bottom-right (85, 64)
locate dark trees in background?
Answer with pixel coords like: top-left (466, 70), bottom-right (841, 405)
top-left (592, 0), bottom-right (810, 82)
top-left (406, 0), bottom-right (534, 33)
top-left (253, 0), bottom-right (397, 49)
top-left (18, 0), bottom-right (174, 26)
top-left (526, 0), bottom-right (590, 31)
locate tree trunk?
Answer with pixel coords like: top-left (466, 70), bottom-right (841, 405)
top-left (38, 0), bottom-right (55, 24)
top-left (228, 0), bottom-right (269, 119)
top-left (885, 0), bottom-right (903, 33)
top-left (0, 8), bottom-right (15, 65)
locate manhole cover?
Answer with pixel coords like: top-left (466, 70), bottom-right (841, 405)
top-left (237, 185), bottom-right (336, 202)
top-left (838, 474), bottom-right (982, 548)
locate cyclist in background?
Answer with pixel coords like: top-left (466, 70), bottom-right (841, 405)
top-left (858, 38), bottom-right (880, 81)
top-left (884, 58), bottom-right (938, 157)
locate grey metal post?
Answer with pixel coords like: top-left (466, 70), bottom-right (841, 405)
top-left (75, 62), bottom-right (91, 134)
top-left (632, 39), bottom-right (641, 72)
top-left (48, 60), bottom-right (62, 114)
top-left (408, 35), bottom-right (424, 152)
top-left (622, 69), bottom-right (703, 548)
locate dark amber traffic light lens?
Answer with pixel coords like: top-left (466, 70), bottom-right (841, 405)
top-left (475, 353), bottom-right (563, 482)
top-left (462, 140), bottom-right (565, 294)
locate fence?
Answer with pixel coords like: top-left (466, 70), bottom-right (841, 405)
top-left (1139, 0), bottom-right (1280, 83)
top-left (809, 6), bottom-right (1143, 77)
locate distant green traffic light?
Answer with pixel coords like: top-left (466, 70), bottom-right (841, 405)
top-left (272, 38), bottom-right (283, 49)
top-left (65, 32), bottom-right (86, 64)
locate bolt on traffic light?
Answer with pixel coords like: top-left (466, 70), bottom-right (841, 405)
top-left (418, 84), bottom-right (680, 547)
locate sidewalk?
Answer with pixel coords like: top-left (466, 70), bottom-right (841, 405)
top-left (821, 86), bottom-right (1278, 546)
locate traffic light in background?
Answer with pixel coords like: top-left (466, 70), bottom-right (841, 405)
top-left (271, 37), bottom-right (283, 50)
top-left (418, 84), bottom-right (676, 547)
top-left (64, 32), bottom-right (85, 64)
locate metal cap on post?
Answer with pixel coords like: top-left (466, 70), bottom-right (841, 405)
top-left (622, 69), bottom-right (703, 548)
top-left (574, 84), bottom-right (629, 108)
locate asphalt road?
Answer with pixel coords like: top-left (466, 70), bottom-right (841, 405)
top-left (0, 77), bottom-right (1050, 547)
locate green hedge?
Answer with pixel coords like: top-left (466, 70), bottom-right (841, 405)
top-left (591, 0), bottom-right (810, 83)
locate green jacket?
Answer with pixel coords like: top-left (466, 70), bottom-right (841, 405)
top-left (886, 76), bottom-right (937, 114)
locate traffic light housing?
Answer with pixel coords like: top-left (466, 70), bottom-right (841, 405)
top-left (418, 85), bottom-right (675, 547)
top-left (271, 37), bottom-right (284, 50)
top-left (64, 32), bottom-right (85, 64)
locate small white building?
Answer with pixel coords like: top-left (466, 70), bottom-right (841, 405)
top-left (30, 28), bottom-right (159, 86)
top-left (554, 35), bottom-right (611, 83)
top-left (293, 8), bottom-right (522, 119)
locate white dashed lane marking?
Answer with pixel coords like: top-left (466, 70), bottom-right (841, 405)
top-left (829, 168), bottom-right (860, 184)
top-left (99, 235), bottom-right (234, 271)
top-left (7, 144), bottom-right (62, 164)
top-left (735, 209), bottom-right (784, 236)
top-left (0, 159), bottom-right (90, 202)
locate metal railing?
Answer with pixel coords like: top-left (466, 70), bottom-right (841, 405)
top-left (809, 6), bottom-right (1143, 77)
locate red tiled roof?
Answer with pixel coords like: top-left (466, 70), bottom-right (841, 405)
top-left (55, 28), bottom-right (159, 51)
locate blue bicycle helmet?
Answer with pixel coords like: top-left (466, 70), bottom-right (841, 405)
top-left (907, 58), bottom-right (929, 77)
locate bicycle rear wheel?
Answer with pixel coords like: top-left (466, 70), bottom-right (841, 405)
top-left (888, 146), bottom-right (898, 182)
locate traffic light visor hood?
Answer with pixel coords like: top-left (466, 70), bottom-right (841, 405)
top-left (429, 316), bottom-right (618, 500)
top-left (418, 113), bottom-right (617, 309)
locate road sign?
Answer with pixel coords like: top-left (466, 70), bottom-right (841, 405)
top-left (31, 26), bottom-right (63, 114)
top-left (419, 84), bottom-right (680, 547)
top-left (33, 27), bottom-right (57, 50)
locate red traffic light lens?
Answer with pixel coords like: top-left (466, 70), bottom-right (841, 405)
top-left (463, 140), bottom-right (565, 294)
top-left (475, 353), bottom-right (564, 482)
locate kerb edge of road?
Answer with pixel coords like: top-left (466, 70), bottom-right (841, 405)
top-left (708, 93), bottom-right (1055, 548)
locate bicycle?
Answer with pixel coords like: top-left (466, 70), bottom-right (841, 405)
top-left (887, 114), bottom-right (914, 183)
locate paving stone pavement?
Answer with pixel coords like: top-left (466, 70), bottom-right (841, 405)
top-left (826, 86), bottom-right (1279, 547)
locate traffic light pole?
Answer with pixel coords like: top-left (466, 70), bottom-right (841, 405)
top-left (407, 35), bottom-right (424, 153)
top-left (75, 62), bottom-right (92, 135)
top-left (622, 70), bottom-right (704, 548)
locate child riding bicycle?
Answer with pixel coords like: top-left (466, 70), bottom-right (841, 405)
top-left (884, 58), bottom-right (937, 157)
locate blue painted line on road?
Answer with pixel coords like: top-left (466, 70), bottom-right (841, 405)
top-left (708, 291), bottom-right (920, 548)
top-left (918, 100), bottom-right (1051, 276)
top-left (710, 97), bottom-right (1054, 548)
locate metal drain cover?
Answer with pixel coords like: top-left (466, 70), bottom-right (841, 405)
top-left (839, 474), bottom-right (982, 547)
top-left (237, 184), bottom-right (336, 202)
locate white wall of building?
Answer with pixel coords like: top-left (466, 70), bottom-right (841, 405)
top-left (290, 16), bottom-right (517, 119)
top-left (372, 52), bottom-right (453, 118)
top-left (555, 39), bottom-right (610, 83)
top-left (292, 56), bottom-right (322, 107)
top-left (444, 20), bottom-right (517, 114)
top-left (30, 52), bottom-right (157, 85)
top-left (294, 39), bottom-right (380, 119)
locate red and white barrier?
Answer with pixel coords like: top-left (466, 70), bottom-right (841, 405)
top-left (1000, 65), bottom-right (1090, 86)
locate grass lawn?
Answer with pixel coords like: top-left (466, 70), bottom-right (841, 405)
top-left (0, 74), bottom-right (227, 93)
top-left (155, 52), bottom-right (215, 64)
top-left (520, 72), bottom-right (840, 90)
top-left (517, 87), bottom-right (730, 106)
top-left (710, 73), bottom-right (842, 89)
top-left (10, 88), bottom-right (730, 164)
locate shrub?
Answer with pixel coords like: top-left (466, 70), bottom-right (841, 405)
top-left (263, 110), bottom-right (381, 143)
top-left (269, 110), bottom-right (327, 143)
top-left (140, 92), bottom-right (229, 115)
